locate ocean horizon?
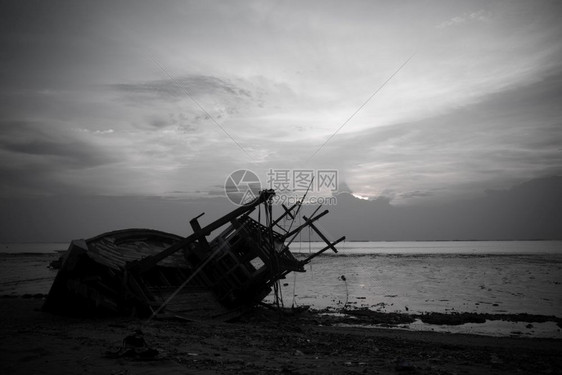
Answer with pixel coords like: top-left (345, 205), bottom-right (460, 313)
top-left (2, 239), bottom-right (561, 255)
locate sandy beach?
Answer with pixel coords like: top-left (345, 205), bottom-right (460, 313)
top-left (1, 298), bottom-right (560, 375)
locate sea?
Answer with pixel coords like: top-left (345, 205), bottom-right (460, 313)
top-left (1, 241), bottom-right (561, 338)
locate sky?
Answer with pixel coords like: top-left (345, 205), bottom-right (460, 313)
top-left (1, 0), bottom-right (561, 212)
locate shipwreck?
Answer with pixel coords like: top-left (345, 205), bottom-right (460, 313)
top-left (43, 189), bottom-right (345, 320)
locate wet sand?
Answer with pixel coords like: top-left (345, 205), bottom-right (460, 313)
top-left (1, 298), bottom-right (561, 374)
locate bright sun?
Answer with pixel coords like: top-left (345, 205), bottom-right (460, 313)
top-left (352, 193), bottom-right (369, 200)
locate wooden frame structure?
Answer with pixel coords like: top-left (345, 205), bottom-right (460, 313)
top-left (43, 189), bottom-right (345, 320)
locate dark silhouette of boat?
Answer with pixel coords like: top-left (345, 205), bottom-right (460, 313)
top-left (43, 190), bottom-right (344, 320)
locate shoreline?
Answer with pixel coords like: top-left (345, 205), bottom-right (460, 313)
top-left (3, 293), bottom-right (562, 338)
top-left (1, 299), bottom-right (561, 374)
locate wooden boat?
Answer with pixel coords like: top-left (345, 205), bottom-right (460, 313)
top-left (43, 190), bottom-right (344, 320)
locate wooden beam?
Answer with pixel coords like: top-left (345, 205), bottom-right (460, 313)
top-left (302, 236), bottom-right (345, 264)
top-left (271, 202), bottom-right (299, 227)
top-left (129, 190), bottom-right (275, 274)
top-left (190, 214), bottom-right (211, 251)
top-left (302, 217), bottom-right (340, 255)
top-left (282, 210), bottom-right (329, 240)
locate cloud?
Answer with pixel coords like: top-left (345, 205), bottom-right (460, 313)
top-left (436, 10), bottom-right (492, 29)
top-left (0, 0), bottom-right (560, 207)
top-left (0, 121), bottom-right (117, 168)
top-left (111, 75), bottom-right (253, 103)
top-left (0, 120), bottom-right (124, 196)
top-left (307, 70), bottom-right (562, 204)
top-left (399, 190), bottom-right (434, 200)
top-left (109, 73), bottom-right (276, 141)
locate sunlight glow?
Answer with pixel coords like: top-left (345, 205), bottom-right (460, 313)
top-left (352, 193), bottom-right (369, 200)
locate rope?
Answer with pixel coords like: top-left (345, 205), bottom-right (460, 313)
top-left (291, 272), bottom-right (297, 308)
